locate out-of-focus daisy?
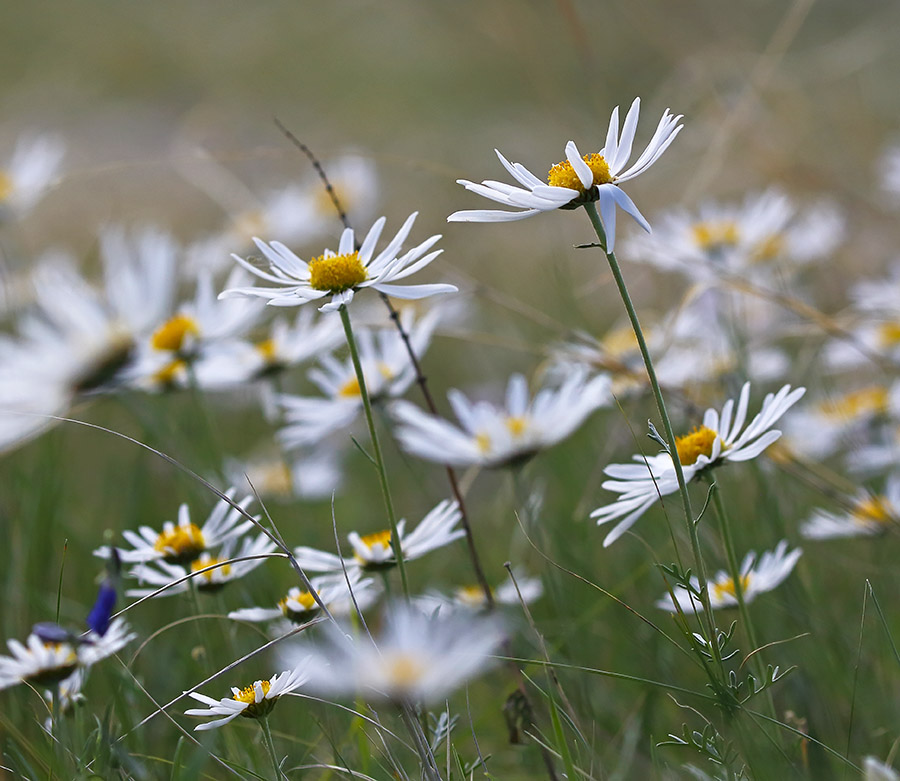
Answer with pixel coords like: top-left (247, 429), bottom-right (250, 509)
top-left (281, 604), bottom-right (504, 704)
top-left (879, 143), bottom-right (900, 202)
top-left (277, 307), bottom-right (438, 449)
top-left (42, 669), bottom-right (85, 733)
top-left (95, 490), bottom-right (257, 565)
top-left (823, 317), bottom-right (900, 371)
top-left (624, 189), bottom-right (843, 281)
top-left (229, 571), bottom-right (379, 631)
top-left (184, 667), bottom-right (308, 731)
top-left (657, 541), bottom-right (802, 612)
top-left (226, 445), bottom-right (345, 502)
top-left (592, 382), bottom-right (805, 546)
top-left (392, 369), bottom-right (610, 469)
top-left (783, 384), bottom-right (891, 460)
top-left (125, 533), bottom-right (277, 598)
top-left (293, 500), bottom-right (463, 574)
top-left (222, 213), bottom-right (456, 312)
top-left (417, 570), bottom-right (543, 613)
top-left (864, 756), bottom-right (900, 781)
top-left (448, 98), bottom-right (683, 252)
top-left (0, 132), bottom-right (65, 218)
top-left (800, 478), bottom-right (900, 539)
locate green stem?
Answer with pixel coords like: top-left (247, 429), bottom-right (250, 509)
top-left (259, 716), bottom-right (282, 780)
top-left (582, 201), bottom-right (723, 672)
top-left (338, 304), bottom-right (409, 599)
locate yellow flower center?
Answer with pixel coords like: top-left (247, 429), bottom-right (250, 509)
top-left (877, 322), bottom-right (900, 348)
top-left (232, 679), bottom-right (278, 719)
top-left (505, 416), bottom-right (528, 438)
top-left (547, 153), bottom-right (612, 192)
top-left (852, 495), bottom-right (892, 525)
top-left (279, 589), bottom-right (319, 620)
top-left (751, 233), bottom-right (784, 263)
top-left (308, 251), bottom-right (368, 293)
top-left (190, 555), bottom-right (231, 588)
top-left (354, 529), bottom-right (394, 566)
top-left (152, 359), bottom-right (187, 387)
top-left (819, 386), bottom-right (888, 420)
top-left (256, 338), bottom-right (278, 362)
top-left (151, 314), bottom-right (200, 352)
top-left (27, 645), bottom-right (79, 687)
top-left (234, 679), bottom-right (271, 703)
top-left (675, 425), bottom-right (718, 466)
top-left (475, 431), bottom-right (492, 454)
top-left (456, 584), bottom-right (491, 608)
top-left (691, 220), bottom-right (740, 252)
top-left (0, 170), bottom-right (13, 203)
top-left (154, 523), bottom-right (206, 563)
top-left (601, 325), bottom-right (641, 359)
top-left (314, 184), bottom-right (351, 216)
top-left (339, 376), bottom-right (362, 398)
top-left (384, 652), bottom-right (426, 691)
top-left (711, 574), bottom-right (751, 602)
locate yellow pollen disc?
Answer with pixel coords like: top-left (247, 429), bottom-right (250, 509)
top-left (852, 495), bottom-right (892, 525)
top-left (475, 431), bottom-right (492, 454)
top-left (751, 233), bottom-right (784, 263)
top-left (675, 425), bottom-right (718, 466)
top-left (601, 325), bottom-right (641, 359)
top-left (877, 322), bottom-right (900, 347)
top-left (233, 679), bottom-right (272, 705)
top-left (153, 359), bottom-right (186, 387)
top-left (384, 653), bottom-right (426, 689)
top-left (308, 251), bottom-right (368, 293)
top-left (712, 574), bottom-right (751, 602)
top-left (338, 376), bottom-right (362, 398)
top-left (190, 555), bottom-right (231, 582)
top-left (314, 184), bottom-right (350, 216)
top-left (819, 386), bottom-right (888, 420)
top-left (154, 523), bottom-right (206, 561)
top-left (280, 590), bottom-right (318, 616)
top-left (505, 416), bottom-right (528, 438)
top-left (151, 314), bottom-right (199, 352)
top-left (691, 220), bottom-right (740, 251)
top-left (0, 170), bottom-right (13, 203)
top-left (256, 338), bottom-right (278, 362)
top-left (457, 584), bottom-right (490, 607)
top-left (547, 153), bottom-right (612, 191)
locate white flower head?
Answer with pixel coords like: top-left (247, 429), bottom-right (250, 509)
top-left (282, 603), bottom-right (504, 704)
top-left (293, 499), bottom-right (464, 575)
top-left (657, 541), bottom-right (802, 612)
top-left (94, 489), bottom-right (257, 565)
top-left (184, 666), bottom-right (309, 731)
top-left (392, 369), bottom-right (611, 469)
top-left (864, 756), bottom-right (900, 781)
top-left (592, 382), bottom-right (805, 546)
top-left (448, 98), bottom-right (683, 251)
top-left (221, 213), bottom-right (457, 312)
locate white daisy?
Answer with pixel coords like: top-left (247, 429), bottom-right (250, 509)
top-left (656, 541), bottom-right (802, 612)
top-left (0, 131), bottom-right (65, 218)
top-left (184, 666), bottom-right (309, 731)
top-left (75, 617), bottom-right (137, 667)
top-left (448, 98), bottom-right (683, 251)
top-left (292, 499), bottom-right (463, 574)
top-left (226, 445), bottom-right (345, 502)
top-left (125, 533), bottom-right (277, 598)
top-left (221, 213), bottom-right (457, 312)
top-left (800, 477), bottom-right (900, 540)
top-left (592, 382), bottom-right (806, 546)
top-left (864, 756), bottom-right (900, 781)
top-left (281, 603), bottom-right (504, 704)
top-left (417, 570), bottom-right (543, 613)
top-left (391, 369), bottom-right (610, 468)
top-left (276, 307), bottom-right (438, 449)
top-left (94, 489), bottom-right (257, 565)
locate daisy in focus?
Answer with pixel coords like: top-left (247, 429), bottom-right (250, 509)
top-left (448, 98), bottom-right (683, 251)
top-left (281, 603), bottom-right (504, 705)
top-left (293, 499), bottom-right (463, 574)
top-left (592, 382), bottom-right (805, 546)
top-left (221, 213), bottom-right (457, 312)
top-left (656, 540), bottom-right (802, 612)
top-left (184, 667), bottom-right (309, 731)
top-left (94, 489), bottom-right (257, 565)
top-left (391, 369), bottom-right (611, 468)
top-left (800, 477), bottom-right (900, 539)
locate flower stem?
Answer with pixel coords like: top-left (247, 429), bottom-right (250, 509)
top-left (259, 716), bottom-right (282, 780)
top-left (338, 304), bottom-right (409, 599)
top-left (582, 201), bottom-right (723, 671)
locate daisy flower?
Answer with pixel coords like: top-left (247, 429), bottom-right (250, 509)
top-left (226, 445), bottom-right (345, 502)
top-left (592, 382), bottom-right (805, 546)
top-left (392, 369), bottom-right (610, 468)
top-left (293, 499), bottom-right (463, 574)
top-left (656, 541), bottom-right (802, 612)
top-left (281, 603), bottom-right (504, 704)
top-left (864, 756), bottom-right (900, 781)
top-left (184, 666), bottom-right (309, 731)
top-left (125, 533), bottom-right (277, 598)
top-left (221, 212), bottom-right (457, 312)
top-left (800, 477), bottom-right (900, 539)
top-left (94, 489), bottom-right (257, 565)
top-left (0, 131), bottom-right (65, 218)
top-left (417, 570), bottom-right (543, 613)
top-left (448, 98), bottom-right (683, 251)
